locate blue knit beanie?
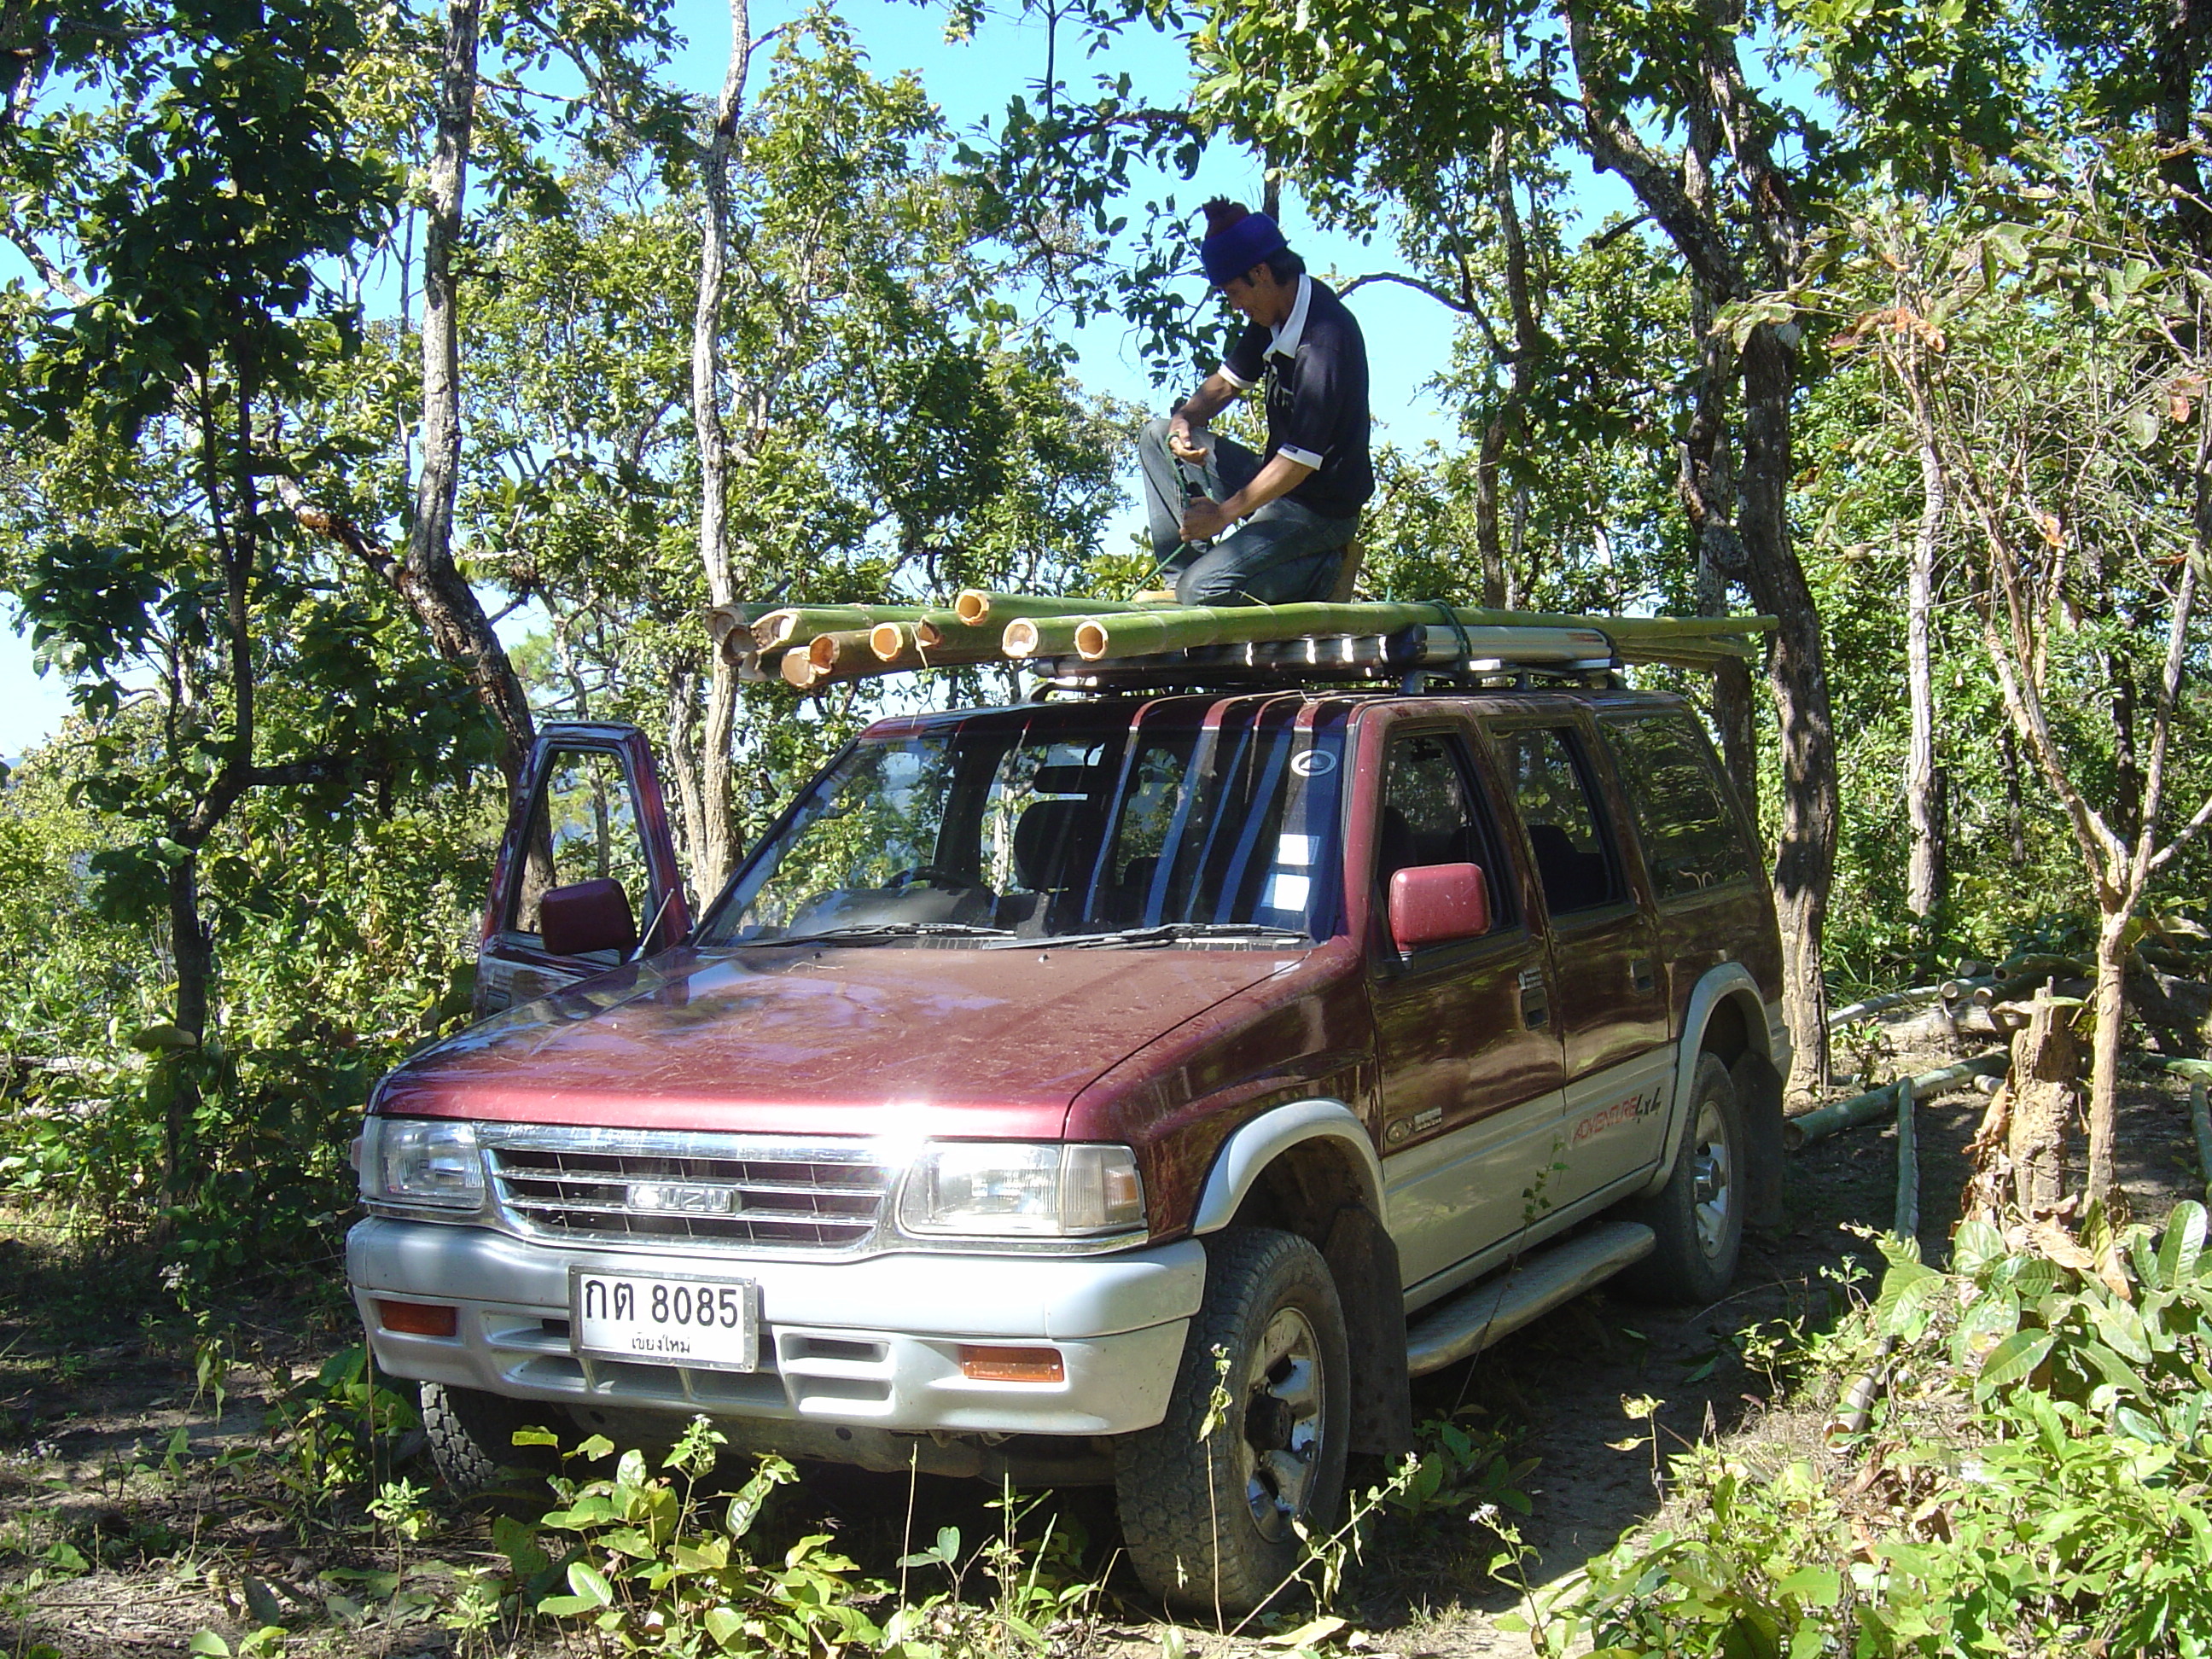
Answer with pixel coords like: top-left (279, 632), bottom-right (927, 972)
top-left (1200, 209), bottom-right (1289, 286)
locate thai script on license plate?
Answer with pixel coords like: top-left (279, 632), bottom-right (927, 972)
top-left (569, 1267), bottom-right (760, 1372)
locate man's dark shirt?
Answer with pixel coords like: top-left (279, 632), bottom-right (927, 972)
top-left (1220, 275), bottom-right (1373, 521)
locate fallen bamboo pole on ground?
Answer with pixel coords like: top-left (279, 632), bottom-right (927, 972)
top-left (1895, 1075), bottom-right (1919, 1238)
top-left (1829, 986), bottom-right (1941, 1027)
top-left (1784, 1052), bottom-right (2009, 1150)
top-left (2149, 1056), bottom-right (2212, 1084)
top-left (2193, 1080), bottom-right (2212, 1203)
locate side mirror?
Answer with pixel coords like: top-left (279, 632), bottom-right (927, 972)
top-left (540, 878), bottom-right (639, 958)
top-left (1388, 863), bottom-right (1491, 952)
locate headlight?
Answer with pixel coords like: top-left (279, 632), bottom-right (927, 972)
top-left (899, 1143), bottom-right (1144, 1237)
top-left (361, 1117), bottom-right (484, 1209)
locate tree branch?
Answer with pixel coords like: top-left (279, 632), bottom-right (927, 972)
top-left (2, 228), bottom-right (90, 304)
top-left (1337, 269), bottom-right (1479, 316)
top-left (1557, 0), bottom-right (1743, 299)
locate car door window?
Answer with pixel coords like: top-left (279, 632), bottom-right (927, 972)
top-left (1490, 725), bottom-right (1624, 917)
top-left (509, 748), bottom-right (655, 940)
top-left (1377, 731), bottom-right (1515, 928)
top-left (1601, 714), bottom-right (1758, 900)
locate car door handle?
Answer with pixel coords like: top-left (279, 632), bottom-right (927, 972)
top-left (1631, 957), bottom-right (1656, 993)
top-left (1518, 966), bottom-right (1550, 1028)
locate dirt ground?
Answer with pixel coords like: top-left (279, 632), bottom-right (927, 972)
top-left (0, 1032), bottom-right (2199, 1659)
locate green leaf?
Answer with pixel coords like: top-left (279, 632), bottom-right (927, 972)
top-left (492, 1513), bottom-right (550, 1580)
top-left (565, 1559), bottom-right (614, 1608)
top-left (1774, 1564), bottom-right (1841, 1607)
top-left (1979, 1329), bottom-right (2055, 1391)
top-left (706, 1606), bottom-right (746, 1649)
top-left (512, 1425), bottom-right (563, 1447)
top-left (188, 1636), bottom-right (230, 1658)
top-left (2159, 1202), bottom-right (2207, 1288)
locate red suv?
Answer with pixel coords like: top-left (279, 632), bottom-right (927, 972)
top-left (348, 681), bottom-right (1785, 1612)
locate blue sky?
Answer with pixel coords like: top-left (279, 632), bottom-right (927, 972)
top-left (0, 0), bottom-right (1627, 758)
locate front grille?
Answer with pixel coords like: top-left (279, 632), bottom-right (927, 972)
top-left (486, 1130), bottom-right (892, 1251)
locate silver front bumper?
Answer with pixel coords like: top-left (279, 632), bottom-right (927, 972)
top-left (347, 1218), bottom-right (1201, 1441)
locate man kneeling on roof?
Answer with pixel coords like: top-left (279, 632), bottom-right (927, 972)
top-left (1140, 199), bottom-right (1373, 607)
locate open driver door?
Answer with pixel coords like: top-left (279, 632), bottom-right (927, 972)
top-left (474, 723), bottom-right (691, 1018)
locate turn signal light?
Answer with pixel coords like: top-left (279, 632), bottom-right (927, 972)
top-left (376, 1300), bottom-right (459, 1338)
top-left (958, 1345), bottom-right (1064, 1383)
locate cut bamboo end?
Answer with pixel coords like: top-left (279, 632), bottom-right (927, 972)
top-left (754, 608), bottom-right (802, 649)
top-left (1074, 620), bottom-right (1110, 658)
top-left (954, 590), bottom-right (992, 625)
top-left (1003, 618), bottom-right (1041, 656)
top-left (870, 621), bottom-right (912, 661)
top-left (781, 650), bottom-right (824, 690)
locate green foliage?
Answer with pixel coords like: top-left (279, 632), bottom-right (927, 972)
top-left (494, 1417), bottom-right (1103, 1655)
top-left (1544, 1205), bottom-right (2212, 1656)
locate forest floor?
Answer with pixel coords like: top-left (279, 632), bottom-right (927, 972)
top-left (0, 1028), bottom-right (2198, 1658)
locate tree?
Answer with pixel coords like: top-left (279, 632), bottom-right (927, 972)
top-left (1835, 142), bottom-right (2212, 1204)
top-left (0, 0), bottom-right (472, 1201)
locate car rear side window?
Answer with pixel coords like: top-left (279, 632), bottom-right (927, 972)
top-left (1376, 731), bottom-right (1516, 928)
top-left (1601, 714), bottom-right (1758, 900)
top-left (1489, 725), bottom-right (1625, 917)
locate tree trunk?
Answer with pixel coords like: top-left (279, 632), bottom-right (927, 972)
top-left (1905, 406), bottom-right (1944, 920)
top-left (690, 0), bottom-right (754, 899)
top-left (406, 0), bottom-right (535, 797)
top-left (2007, 986), bottom-right (2079, 1220)
top-left (666, 665), bottom-right (707, 893)
top-left (162, 851), bottom-right (210, 1208)
top-left (1474, 412), bottom-right (1509, 608)
top-left (1738, 321), bottom-right (1836, 1091)
top-left (1680, 288), bottom-right (1758, 816)
top-left (2085, 910), bottom-right (2132, 1208)
top-left (2154, 0), bottom-right (2212, 262)
top-left (1999, 726), bottom-right (2028, 865)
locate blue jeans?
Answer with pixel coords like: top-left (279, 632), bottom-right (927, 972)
top-left (1138, 418), bottom-right (1357, 606)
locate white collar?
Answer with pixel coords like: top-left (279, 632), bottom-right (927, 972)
top-left (1266, 273), bottom-right (1314, 359)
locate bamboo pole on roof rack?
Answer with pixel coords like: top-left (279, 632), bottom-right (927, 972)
top-left (868, 615), bottom-right (1003, 661)
top-left (999, 602), bottom-right (1774, 663)
top-left (952, 590), bottom-right (1159, 626)
top-left (789, 626), bottom-right (1010, 692)
top-left (753, 604), bottom-right (936, 652)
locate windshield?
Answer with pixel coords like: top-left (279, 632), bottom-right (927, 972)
top-left (701, 696), bottom-right (1348, 947)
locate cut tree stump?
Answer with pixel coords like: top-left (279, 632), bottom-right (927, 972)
top-left (2006, 988), bottom-right (2079, 1221)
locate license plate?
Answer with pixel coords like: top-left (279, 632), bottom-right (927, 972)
top-left (569, 1267), bottom-right (760, 1371)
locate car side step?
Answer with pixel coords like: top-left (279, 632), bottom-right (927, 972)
top-left (1403, 1221), bottom-right (1656, 1377)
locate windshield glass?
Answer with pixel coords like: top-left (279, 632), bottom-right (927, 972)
top-left (701, 696), bottom-right (1348, 946)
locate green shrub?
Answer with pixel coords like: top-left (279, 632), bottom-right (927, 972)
top-left (1539, 1203), bottom-right (2212, 1656)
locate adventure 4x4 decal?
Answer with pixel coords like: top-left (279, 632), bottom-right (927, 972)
top-left (1572, 1084), bottom-right (1666, 1146)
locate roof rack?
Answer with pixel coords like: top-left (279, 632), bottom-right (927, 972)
top-left (706, 593), bottom-right (1775, 694)
top-left (1027, 623), bottom-right (1619, 695)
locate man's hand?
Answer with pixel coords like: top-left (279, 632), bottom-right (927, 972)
top-left (1167, 417), bottom-right (1211, 464)
top-left (1179, 496), bottom-right (1232, 543)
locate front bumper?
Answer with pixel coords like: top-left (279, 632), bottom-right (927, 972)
top-left (347, 1218), bottom-right (1201, 1443)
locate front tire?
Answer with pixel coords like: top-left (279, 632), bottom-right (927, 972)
top-left (1618, 1052), bottom-right (1745, 1304)
top-left (421, 1382), bottom-right (560, 1504)
top-left (1114, 1227), bottom-right (1351, 1616)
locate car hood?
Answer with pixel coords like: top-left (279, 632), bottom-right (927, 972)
top-left (375, 943), bottom-right (1298, 1138)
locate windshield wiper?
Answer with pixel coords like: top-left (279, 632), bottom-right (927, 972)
top-left (748, 922), bottom-right (1015, 946)
top-left (992, 922), bottom-right (1310, 950)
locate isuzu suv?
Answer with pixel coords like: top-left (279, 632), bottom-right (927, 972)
top-left (347, 675), bottom-right (1786, 1612)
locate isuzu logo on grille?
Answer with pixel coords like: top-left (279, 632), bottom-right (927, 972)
top-left (627, 1182), bottom-right (736, 1214)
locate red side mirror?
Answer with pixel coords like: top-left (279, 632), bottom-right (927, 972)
top-left (1388, 863), bottom-right (1491, 952)
top-left (540, 878), bottom-right (638, 958)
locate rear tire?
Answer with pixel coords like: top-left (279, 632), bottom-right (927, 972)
top-left (421, 1382), bottom-right (561, 1504)
top-left (1114, 1227), bottom-right (1350, 1617)
top-left (1617, 1053), bottom-right (1745, 1305)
